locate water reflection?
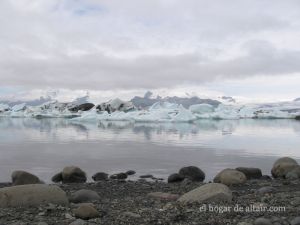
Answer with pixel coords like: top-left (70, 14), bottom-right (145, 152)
top-left (0, 118), bottom-right (299, 182)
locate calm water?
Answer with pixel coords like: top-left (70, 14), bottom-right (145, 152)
top-left (0, 118), bottom-right (300, 182)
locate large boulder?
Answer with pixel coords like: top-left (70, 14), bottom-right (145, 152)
top-left (92, 172), bottom-right (108, 181)
top-left (286, 166), bottom-right (300, 180)
top-left (0, 184), bottom-right (68, 207)
top-left (51, 172), bottom-right (63, 183)
top-left (214, 169), bottom-right (247, 185)
top-left (69, 189), bottom-right (100, 203)
top-left (11, 170), bottom-right (41, 186)
top-left (168, 173), bottom-right (185, 183)
top-left (178, 183), bottom-right (232, 203)
top-left (178, 166), bottom-right (205, 182)
top-left (271, 157), bottom-right (298, 178)
top-left (62, 166), bottom-right (87, 183)
top-left (236, 167), bottom-right (262, 179)
top-left (73, 203), bottom-right (99, 220)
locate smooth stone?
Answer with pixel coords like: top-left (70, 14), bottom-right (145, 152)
top-left (73, 203), bottom-right (99, 220)
top-left (178, 183), bottom-right (232, 203)
top-left (11, 170), bottom-right (41, 186)
top-left (139, 174), bottom-right (154, 179)
top-left (178, 166), bottom-right (205, 182)
top-left (147, 192), bottom-right (180, 201)
top-left (122, 212), bottom-right (141, 218)
top-left (62, 166), bottom-right (87, 183)
top-left (256, 186), bottom-right (276, 194)
top-left (125, 170), bottom-right (136, 175)
top-left (69, 189), bottom-right (100, 203)
top-left (254, 217), bottom-right (272, 225)
top-left (92, 172), bottom-right (108, 181)
top-left (110, 173), bottom-right (128, 180)
top-left (168, 173), bottom-right (185, 183)
top-left (69, 219), bottom-right (87, 225)
top-left (37, 223), bottom-right (48, 225)
top-left (291, 217), bottom-right (300, 225)
top-left (214, 169), bottom-right (247, 185)
top-left (236, 167), bottom-right (262, 179)
top-left (286, 166), bottom-right (300, 180)
top-left (271, 157), bottom-right (298, 178)
top-left (51, 172), bottom-right (63, 183)
top-left (0, 184), bottom-right (68, 207)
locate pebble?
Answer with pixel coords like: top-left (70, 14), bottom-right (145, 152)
top-left (291, 217), bottom-right (300, 225)
top-left (254, 218), bottom-right (272, 225)
top-left (69, 219), bottom-right (87, 225)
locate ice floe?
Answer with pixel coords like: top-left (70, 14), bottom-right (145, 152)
top-left (1, 98), bottom-right (300, 122)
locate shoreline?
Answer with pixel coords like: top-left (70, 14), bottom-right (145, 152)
top-left (0, 159), bottom-right (300, 225)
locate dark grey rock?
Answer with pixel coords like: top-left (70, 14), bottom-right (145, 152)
top-left (125, 170), bottom-right (136, 176)
top-left (11, 170), bottom-right (41, 186)
top-left (139, 174), bottom-right (154, 179)
top-left (110, 173), bottom-right (128, 180)
top-left (168, 173), bottom-right (184, 183)
top-left (236, 167), bottom-right (262, 179)
top-left (69, 189), bottom-right (100, 203)
top-left (178, 166), bottom-right (205, 182)
top-left (51, 172), bottom-right (63, 183)
top-left (92, 172), bottom-right (108, 181)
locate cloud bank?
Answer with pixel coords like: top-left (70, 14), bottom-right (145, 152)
top-left (0, 0), bottom-right (300, 98)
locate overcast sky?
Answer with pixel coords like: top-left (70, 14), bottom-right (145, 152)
top-left (0, 0), bottom-right (300, 103)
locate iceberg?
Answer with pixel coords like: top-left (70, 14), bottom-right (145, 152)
top-left (1, 98), bottom-right (300, 122)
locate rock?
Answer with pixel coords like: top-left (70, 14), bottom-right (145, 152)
top-left (92, 172), bottom-right (108, 181)
top-left (69, 219), bottom-right (87, 225)
top-left (236, 167), bottom-right (262, 179)
top-left (147, 192), bottom-right (180, 201)
top-left (168, 173), bottom-right (185, 183)
top-left (139, 174), bottom-right (154, 178)
top-left (69, 189), bottom-right (100, 203)
top-left (256, 186), bottom-right (276, 194)
top-left (73, 203), bottom-right (99, 220)
top-left (271, 157), bottom-right (298, 178)
top-left (254, 217), bottom-right (272, 225)
top-left (62, 166), bottom-right (87, 183)
top-left (51, 172), bottom-right (63, 183)
top-left (286, 166), bottom-right (300, 179)
top-left (0, 184), bottom-right (68, 207)
top-left (214, 169), bottom-right (247, 185)
top-left (69, 103), bottom-right (95, 112)
top-left (110, 173), bottom-right (128, 180)
top-left (125, 170), bottom-right (136, 175)
top-left (178, 166), bottom-right (205, 182)
top-left (260, 175), bottom-right (272, 180)
top-left (11, 170), bottom-right (41, 186)
top-left (295, 115), bottom-right (300, 120)
top-left (122, 212), bottom-right (141, 218)
top-left (291, 217), bottom-right (300, 225)
top-left (37, 222), bottom-right (48, 225)
top-left (237, 222), bottom-right (252, 225)
top-left (178, 183), bottom-right (232, 203)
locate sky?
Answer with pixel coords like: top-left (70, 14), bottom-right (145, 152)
top-left (0, 0), bottom-right (300, 103)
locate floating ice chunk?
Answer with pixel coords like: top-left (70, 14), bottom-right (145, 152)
top-left (0, 104), bottom-right (10, 112)
top-left (12, 103), bottom-right (26, 112)
top-left (189, 104), bottom-right (215, 114)
top-left (211, 104), bottom-right (240, 119)
top-left (172, 105), bottom-right (196, 122)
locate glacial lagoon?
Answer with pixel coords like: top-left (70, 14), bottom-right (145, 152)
top-left (0, 118), bottom-right (299, 182)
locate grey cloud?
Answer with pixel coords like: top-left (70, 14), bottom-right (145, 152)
top-left (0, 0), bottom-right (300, 91)
top-left (1, 41), bottom-right (300, 90)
